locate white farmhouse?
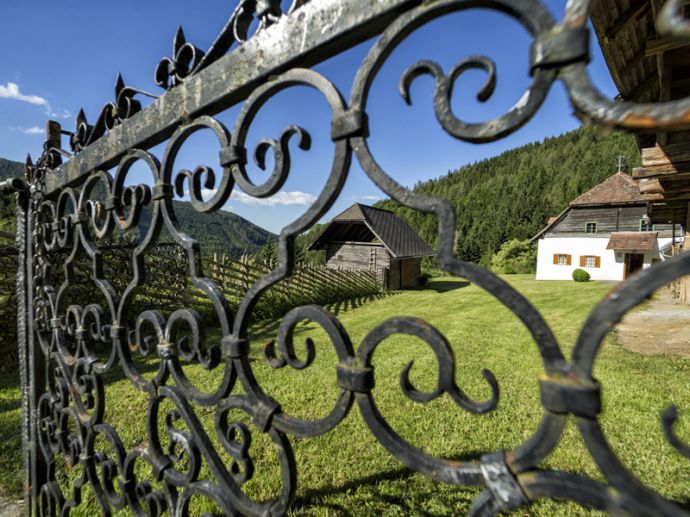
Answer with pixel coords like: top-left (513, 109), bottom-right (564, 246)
top-left (532, 172), bottom-right (683, 281)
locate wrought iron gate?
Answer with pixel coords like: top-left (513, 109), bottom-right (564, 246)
top-left (9, 0), bottom-right (690, 514)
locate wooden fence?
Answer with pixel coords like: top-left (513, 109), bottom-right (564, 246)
top-left (0, 245), bottom-right (383, 367)
top-left (204, 253), bottom-right (382, 320)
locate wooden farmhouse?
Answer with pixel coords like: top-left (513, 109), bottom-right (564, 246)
top-left (532, 172), bottom-right (682, 281)
top-left (309, 203), bottom-right (434, 289)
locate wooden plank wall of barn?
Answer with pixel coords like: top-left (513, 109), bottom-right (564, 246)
top-left (326, 242), bottom-right (390, 269)
top-left (549, 206), bottom-right (676, 235)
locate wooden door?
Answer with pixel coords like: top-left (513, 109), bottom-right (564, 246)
top-left (624, 253), bottom-right (644, 279)
top-left (401, 259), bottom-right (418, 288)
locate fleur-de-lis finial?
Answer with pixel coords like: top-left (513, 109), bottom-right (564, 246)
top-left (154, 26), bottom-right (206, 90)
top-left (70, 74), bottom-right (148, 153)
top-left (24, 153), bottom-right (34, 183)
top-left (111, 73), bottom-right (142, 124)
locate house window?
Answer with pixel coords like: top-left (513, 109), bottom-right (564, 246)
top-left (585, 222), bottom-right (597, 234)
top-left (580, 255), bottom-right (600, 268)
top-left (553, 254), bottom-right (571, 265)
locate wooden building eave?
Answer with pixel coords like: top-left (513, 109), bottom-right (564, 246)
top-left (591, 0), bottom-right (690, 219)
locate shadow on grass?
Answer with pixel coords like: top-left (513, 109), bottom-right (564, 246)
top-left (0, 367), bottom-right (20, 414)
top-left (325, 292), bottom-right (398, 318)
top-left (291, 451), bottom-right (487, 515)
top-left (426, 280), bottom-right (470, 293)
top-left (291, 467), bottom-right (416, 516)
top-left (0, 288), bottom-right (401, 424)
top-left (673, 497), bottom-right (690, 512)
top-left (248, 291), bottom-right (399, 339)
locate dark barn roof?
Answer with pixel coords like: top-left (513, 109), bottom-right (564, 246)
top-left (309, 204), bottom-right (434, 258)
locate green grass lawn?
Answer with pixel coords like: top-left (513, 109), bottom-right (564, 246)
top-left (2, 275), bottom-right (690, 515)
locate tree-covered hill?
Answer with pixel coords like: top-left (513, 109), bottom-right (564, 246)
top-left (0, 159), bottom-right (24, 236)
top-left (375, 126), bottom-right (642, 265)
top-left (0, 157), bottom-right (275, 256)
top-left (157, 201), bottom-right (275, 258)
top-left (0, 158), bottom-right (23, 181)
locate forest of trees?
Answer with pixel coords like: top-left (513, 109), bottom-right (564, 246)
top-left (0, 159), bottom-right (24, 237)
top-left (375, 126), bottom-right (641, 266)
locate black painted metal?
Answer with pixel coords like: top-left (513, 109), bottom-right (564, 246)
top-left (7, 0), bottom-right (690, 514)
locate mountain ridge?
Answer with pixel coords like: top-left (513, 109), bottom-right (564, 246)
top-left (0, 157), bottom-right (275, 257)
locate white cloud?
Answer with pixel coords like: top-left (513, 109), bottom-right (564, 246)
top-left (231, 190), bottom-right (317, 207)
top-left (49, 108), bottom-right (72, 119)
top-left (0, 82), bottom-right (71, 120)
top-left (190, 188), bottom-right (317, 207)
top-left (0, 82), bottom-right (48, 106)
top-left (351, 194), bottom-right (382, 202)
top-left (20, 126), bottom-right (43, 135)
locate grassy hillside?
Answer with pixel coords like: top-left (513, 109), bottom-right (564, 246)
top-left (2, 277), bottom-right (688, 514)
top-left (376, 126), bottom-right (641, 265)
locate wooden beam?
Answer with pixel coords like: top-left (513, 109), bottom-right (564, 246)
top-left (642, 192), bottom-right (665, 201)
top-left (646, 37), bottom-right (690, 57)
top-left (606, 0), bottom-right (650, 40)
top-left (669, 76), bottom-right (690, 94)
top-left (657, 36), bottom-right (673, 145)
top-left (620, 46), bottom-right (651, 77)
top-left (633, 160), bottom-right (690, 178)
top-left (639, 178), bottom-right (664, 194)
top-left (659, 184), bottom-right (690, 196)
top-left (641, 142), bottom-right (690, 166)
top-left (625, 71), bottom-right (658, 100)
top-left (658, 172), bottom-right (690, 184)
top-left (638, 177), bottom-right (690, 202)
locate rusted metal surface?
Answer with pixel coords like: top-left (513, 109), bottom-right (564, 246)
top-left (6, 0), bottom-right (690, 514)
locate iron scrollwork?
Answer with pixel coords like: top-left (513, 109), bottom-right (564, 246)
top-left (14, 0), bottom-right (690, 514)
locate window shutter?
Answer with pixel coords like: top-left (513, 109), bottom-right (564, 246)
top-left (579, 256), bottom-right (585, 267)
top-left (595, 256), bottom-right (601, 268)
top-left (567, 255), bottom-right (572, 265)
top-left (553, 254), bottom-right (558, 265)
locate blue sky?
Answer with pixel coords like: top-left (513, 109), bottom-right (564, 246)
top-left (0, 0), bottom-right (619, 234)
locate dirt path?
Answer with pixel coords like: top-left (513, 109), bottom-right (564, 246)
top-left (0, 496), bottom-right (22, 517)
top-left (617, 288), bottom-right (690, 357)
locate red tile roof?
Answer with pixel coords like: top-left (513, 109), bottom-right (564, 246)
top-left (606, 232), bottom-right (658, 251)
top-left (570, 172), bottom-right (644, 207)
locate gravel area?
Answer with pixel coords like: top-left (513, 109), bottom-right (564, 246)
top-left (0, 496), bottom-right (22, 517)
top-left (617, 288), bottom-right (690, 357)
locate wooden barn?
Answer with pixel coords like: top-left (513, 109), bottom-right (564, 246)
top-left (309, 203), bottom-right (434, 289)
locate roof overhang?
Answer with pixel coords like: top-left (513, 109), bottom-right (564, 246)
top-left (606, 231), bottom-right (658, 252)
top-left (309, 219), bottom-right (398, 257)
top-left (529, 207), bottom-right (570, 243)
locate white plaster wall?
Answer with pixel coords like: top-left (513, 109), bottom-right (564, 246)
top-left (536, 237), bottom-right (622, 280)
top-left (657, 237), bottom-right (675, 257)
